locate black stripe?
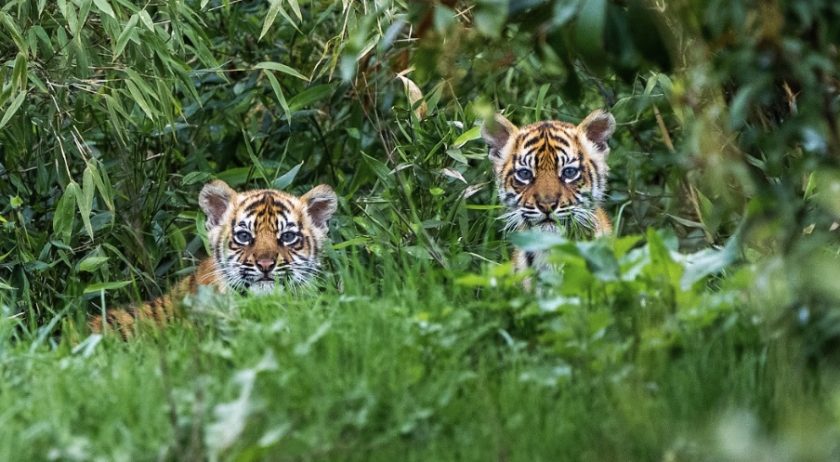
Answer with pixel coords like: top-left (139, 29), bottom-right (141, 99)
top-left (523, 136), bottom-right (542, 149)
top-left (244, 200), bottom-right (267, 213)
top-left (549, 133), bottom-right (570, 146)
top-left (525, 252), bottom-right (535, 267)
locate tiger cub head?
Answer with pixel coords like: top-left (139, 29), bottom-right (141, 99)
top-left (481, 110), bottom-right (616, 233)
top-left (198, 180), bottom-right (337, 293)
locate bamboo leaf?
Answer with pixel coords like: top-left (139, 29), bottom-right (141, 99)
top-left (88, 161), bottom-right (114, 211)
top-left (12, 52), bottom-right (27, 91)
top-left (287, 84), bottom-right (332, 112)
top-left (113, 13), bottom-right (139, 60)
top-left (92, 0), bottom-right (117, 19)
top-left (124, 80), bottom-right (155, 120)
top-left (453, 126), bottom-right (481, 148)
top-left (260, 0), bottom-right (284, 40)
top-left (255, 62), bottom-right (308, 81)
top-left (286, 0), bottom-right (303, 21)
top-left (138, 9), bottom-right (155, 31)
top-left (59, 0), bottom-right (79, 35)
top-left (79, 255), bottom-right (109, 273)
top-left (83, 281), bottom-right (131, 294)
top-left (76, 0), bottom-right (93, 37)
top-left (0, 11), bottom-right (28, 52)
top-left (0, 91), bottom-right (26, 130)
top-left (53, 182), bottom-right (79, 244)
top-left (264, 70), bottom-right (292, 122)
top-left (396, 74), bottom-right (427, 119)
top-left (273, 162), bottom-right (303, 189)
top-left (78, 165), bottom-right (96, 239)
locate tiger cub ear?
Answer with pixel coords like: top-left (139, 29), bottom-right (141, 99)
top-left (301, 184), bottom-right (338, 229)
top-left (199, 180), bottom-right (237, 227)
top-left (481, 113), bottom-right (518, 162)
top-left (579, 109), bottom-right (616, 153)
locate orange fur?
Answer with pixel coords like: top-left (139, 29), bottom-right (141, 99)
top-left (90, 181), bottom-right (337, 338)
top-left (482, 110), bottom-right (617, 273)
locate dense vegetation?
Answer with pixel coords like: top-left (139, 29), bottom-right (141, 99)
top-left (1, 0), bottom-right (839, 459)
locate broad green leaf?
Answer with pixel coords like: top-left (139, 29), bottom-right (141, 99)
top-left (473, 0), bottom-right (508, 37)
top-left (286, 0), bottom-right (302, 21)
top-left (78, 165), bottom-right (96, 239)
top-left (264, 70), bottom-right (292, 121)
top-left (53, 182), bottom-right (79, 244)
top-left (534, 83), bottom-right (550, 120)
top-left (255, 62), bottom-right (308, 81)
top-left (216, 167), bottom-right (252, 187)
top-left (124, 80), bottom-right (155, 120)
top-left (260, 0), bottom-right (284, 40)
top-left (680, 237), bottom-right (738, 290)
top-left (76, 0), bottom-right (93, 36)
top-left (0, 12), bottom-right (27, 52)
top-left (0, 91), bottom-right (26, 130)
top-left (273, 162), bottom-right (303, 189)
top-left (92, 0), bottom-right (116, 19)
top-left (511, 230), bottom-right (572, 252)
top-left (452, 126), bottom-right (480, 148)
top-left (124, 68), bottom-right (160, 103)
top-left (113, 13), bottom-right (139, 60)
top-left (138, 10), bottom-right (155, 31)
top-left (59, 0), bottom-right (79, 35)
top-left (79, 255), bottom-right (109, 272)
top-left (361, 153), bottom-right (393, 186)
top-left (31, 25), bottom-right (55, 55)
top-left (577, 241), bottom-right (619, 281)
top-left (182, 171), bottom-right (213, 186)
top-left (87, 161), bottom-right (114, 211)
top-left (331, 236), bottom-right (369, 250)
top-left (445, 148), bottom-right (468, 164)
top-left (12, 52), bottom-right (28, 91)
top-left (83, 280), bottom-right (131, 294)
top-left (287, 84), bottom-right (332, 112)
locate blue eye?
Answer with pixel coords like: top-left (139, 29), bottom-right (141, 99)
top-left (234, 231), bottom-right (252, 245)
top-left (280, 231), bottom-right (299, 244)
top-left (561, 166), bottom-right (580, 180)
top-left (515, 169), bottom-right (533, 182)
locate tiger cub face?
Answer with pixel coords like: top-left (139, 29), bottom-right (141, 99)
top-left (198, 180), bottom-right (337, 293)
top-left (481, 110), bottom-right (616, 234)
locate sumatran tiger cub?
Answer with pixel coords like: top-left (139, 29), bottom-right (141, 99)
top-left (90, 180), bottom-right (338, 338)
top-left (481, 109), bottom-right (616, 273)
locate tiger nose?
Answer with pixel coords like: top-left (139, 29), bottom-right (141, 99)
top-left (256, 258), bottom-right (275, 273)
top-left (535, 196), bottom-right (556, 213)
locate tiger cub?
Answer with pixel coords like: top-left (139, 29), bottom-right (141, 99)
top-left (481, 109), bottom-right (616, 272)
top-left (90, 180), bottom-right (338, 338)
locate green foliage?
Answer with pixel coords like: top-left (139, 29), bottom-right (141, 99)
top-left (1, 0), bottom-right (840, 458)
top-left (0, 252), bottom-right (837, 460)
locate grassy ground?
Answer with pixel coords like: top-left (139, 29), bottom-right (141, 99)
top-left (1, 247), bottom-right (838, 461)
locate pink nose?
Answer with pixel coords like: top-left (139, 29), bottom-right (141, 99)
top-left (256, 258), bottom-right (275, 273)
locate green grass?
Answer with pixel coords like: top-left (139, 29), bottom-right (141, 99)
top-left (1, 247), bottom-right (838, 461)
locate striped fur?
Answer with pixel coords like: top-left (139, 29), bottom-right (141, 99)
top-left (482, 110), bottom-right (616, 273)
top-left (90, 180), bottom-right (337, 338)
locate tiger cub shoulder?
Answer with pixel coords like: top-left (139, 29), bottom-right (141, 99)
top-left (90, 180), bottom-right (337, 338)
top-left (481, 109), bottom-right (616, 272)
